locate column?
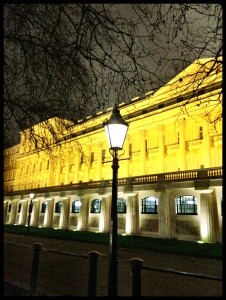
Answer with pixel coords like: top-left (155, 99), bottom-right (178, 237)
top-left (77, 196), bottom-right (89, 231)
top-left (203, 121), bottom-right (211, 168)
top-left (85, 146), bottom-right (91, 182)
top-left (19, 200), bottom-right (28, 225)
top-left (9, 201), bottom-right (18, 224)
top-left (31, 199), bottom-right (41, 227)
top-left (74, 154), bottom-right (80, 183)
top-left (44, 199), bottom-right (54, 228)
top-left (158, 190), bottom-right (174, 238)
top-left (126, 194), bottom-right (139, 234)
top-left (158, 125), bottom-right (165, 173)
top-left (97, 143), bottom-right (103, 180)
top-left (64, 159), bottom-right (70, 184)
top-left (59, 198), bottom-right (70, 229)
top-left (199, 190), bottom-right (217, 242)
top-left (140, 130), bottom-right (146, 175)
top-left (99, 195), bottom-right (111, 232)
top-left (124, 136), bottom-right (130, 177)
top-left (178, 118), bottom-right (186, 170)
top-left (55, 159), bottom-right (61, 186)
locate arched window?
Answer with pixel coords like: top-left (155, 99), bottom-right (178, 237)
top-left (41, 202), bottom-right (47, 213)
top-left (55, 201), bottom-right (62, 213)
top-left (71, 200), bottom-right (81, 213)
top-left (90, 199), bottom-right (101, 213)
top-left (18, 203), bottom-right (22, 213)
top-left (176, 195), bottom-right (197, 215)
top-left (141, 197), bottom-right (158, 214)
top-left (117, 198), bottom-right (127, 213)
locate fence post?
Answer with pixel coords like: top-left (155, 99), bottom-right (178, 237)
top-left (129, 258), bottom-right (143, 297)
top-left (29, 243), bottom-right (42, 296)
top-left (87, 251), bottom-right (100, 297)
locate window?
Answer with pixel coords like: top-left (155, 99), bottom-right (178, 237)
top-left (141, 197), bottom-right (158, 214)
top-left (8, 204), bottom-right (11, 213)
top-left (55, 201), bottom-right (62, 213)
top-left (102, 149), bottom-right (106, 163)
top-left (90, 199), bottom-right (101, 213)
top-left (177, 132), bottom-right (180, 144)
top-left (117, 198), bottom-right (127, 213)
top-left (91, 152), bottom-right (94, 164)
top-left (41, 202), bottom-right (47, 213)
top-left (18, 203), bottom-right (22, 213)
top-left (71, 200), bottom-right (81, 213)
top-left (39, 162), bottom-right (42, 171)
top-left (129, 144), bottom-right (132, 157)
top-left (81, 154), bottom-right (84, 164)
top-left (176, 195), bottom-right (197, 215)
top-left (199, 126), bottom-right (203, 139)
top-left (145, 140), bottom-right (148, 154)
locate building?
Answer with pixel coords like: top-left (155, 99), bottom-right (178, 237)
top-left (4, 57), bottom-right (222, 243)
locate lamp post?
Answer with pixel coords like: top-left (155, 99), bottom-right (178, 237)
top-left (27, 192), bottom-right (35, 233)
top-left (103, 103), bottom-right (129, 297)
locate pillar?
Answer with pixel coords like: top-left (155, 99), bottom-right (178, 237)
top-left (203, 120), bottom-right (211, 168)
top-left (77, 196), bottom-right (89, 231)
top-left (126, 194), bottom-right (139, 234)
top-left (199, 190), bottom-right (217, 242)
top-left (44, 199), bottom-right (54, 228)
top-left (158, 190), bottom-right (174, 238)
top-left (59, 198), bottom-right (70, 229)
top-left (158, 125), bottom-right (165, 173)
top-left (140, 130), bottom-right (146, 175)
top-left (178, 118), bottom-right (186, 170)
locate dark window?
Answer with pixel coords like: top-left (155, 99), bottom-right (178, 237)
top-left (145, 140), bottom-right (148, 153)
top-left (176, 195), bottom-right (197, 215)
top-left (91, 152), bottom-right (94, 164)
top-left (90, 199), bottom-right (101, 213)
top-left (8, 204), bottom-right (11, 213)
top-left (55, 201), bottom-right (62, 213)
top-left (117, 198), bottom-right (127, 213)
top-left (177, 132), bottom-right (180, 144)
top-left (141, 197), bottom-right (158, 214)
top-left (129, 144), bottom-right (132, 157)
top-left (81, 154), bottom-right (84, 164)
top-left (71, 200), bottom-right (81, 213)
top-left (102, 150), bottom-right (106, 163)
top-left (199, 126), bottom-right (203, 139)
top-left (41, 202), bottom-right (47, 213)
top-left (18, 203), bottom-right (22, 213)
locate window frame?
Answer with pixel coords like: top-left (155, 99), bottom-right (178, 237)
top-left (176, 195), bottom-right (197, 215)
top-left (141, 197), bottom-right (158, 214)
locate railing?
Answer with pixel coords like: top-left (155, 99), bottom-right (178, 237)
top-left (129, 258), bottom-right (222, 297)
top-left (4, 167), bottom-right (222, 196)
top-left (4, 241), bottom-right (100, 297)
top-left (4, 241), bottom-right (222, 296)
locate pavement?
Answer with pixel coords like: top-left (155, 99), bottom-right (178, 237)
top-left (4, 233), bottom-right (223, 297)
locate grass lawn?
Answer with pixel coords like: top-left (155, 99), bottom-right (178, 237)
top-left (4, 224), bottom-right (222, 260)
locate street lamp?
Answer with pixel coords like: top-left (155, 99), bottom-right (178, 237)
top-left (27, 192), bottom-right (35, 233)
top-left (103, 103), bottom-right (129, 297)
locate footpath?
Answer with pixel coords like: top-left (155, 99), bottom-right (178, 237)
top-left (4, 233), bottom-right (223, 297)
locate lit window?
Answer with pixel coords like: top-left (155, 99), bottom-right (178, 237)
top-left (117, 198), bottom-right (127, 213)
top-left (71, 200), bottom-right (81, 213)
top-left (90, 199), bottom-right (101, 213)
top-left (55, 201), bottom-right (62, 213)
top-left (176, 195), bottom-right (197, 215)
top-left (141, 197), bottom-right (158, 214)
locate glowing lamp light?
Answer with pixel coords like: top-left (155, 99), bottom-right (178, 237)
top-left (104, 103), bottom-right (129, 150)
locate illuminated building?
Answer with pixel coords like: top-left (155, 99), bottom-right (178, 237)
top-left (4, 57), bottom-right (222, 243)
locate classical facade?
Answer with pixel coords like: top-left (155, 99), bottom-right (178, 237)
top-left (4, 57), bottom-right (222, 243)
